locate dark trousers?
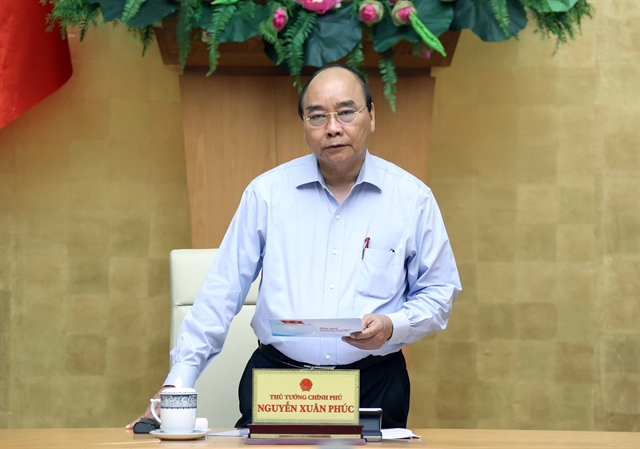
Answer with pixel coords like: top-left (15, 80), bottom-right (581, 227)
top-left (234, 346), bottom-right (410, 428)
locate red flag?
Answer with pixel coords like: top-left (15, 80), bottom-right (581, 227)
top-left (0, 0), bottom-right (73, 129)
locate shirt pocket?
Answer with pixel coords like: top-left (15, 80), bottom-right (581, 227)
top-left (356, 248), bottom-right (400, 299)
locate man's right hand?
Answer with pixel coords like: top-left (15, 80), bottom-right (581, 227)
top-left (125, 386), bottom-right (174, 429)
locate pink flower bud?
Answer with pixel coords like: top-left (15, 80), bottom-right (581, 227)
top-left (422, 49), bottom-right (431, 59)
top-left (391, 0), bottom-right (416, 25)
top-left (297, 0), bottom-right (340, 14)
top-left (358, 1), bottom-right (384, 25)
top-left (397, 7), bottom-right (412, 22)
top-left (361, 5), bottom-right (377, 21)
top-left (273, 7), bottom-right (288, 32)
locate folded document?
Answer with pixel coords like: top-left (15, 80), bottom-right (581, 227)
top-left (382, 428), bottom-right (421, 439)
top-left (269, 318), bottom-right (362, 337)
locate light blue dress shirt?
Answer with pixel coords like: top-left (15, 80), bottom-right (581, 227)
top-left (165, 151), bottom-right (461, 388)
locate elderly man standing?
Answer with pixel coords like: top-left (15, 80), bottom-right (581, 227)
top-left (128, 64), bottom-right (461, 429)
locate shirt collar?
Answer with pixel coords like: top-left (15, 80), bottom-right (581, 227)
top-left (294, 151), bottom-right (383, 190)
top-left (355, 151), bottom-right (383, 190)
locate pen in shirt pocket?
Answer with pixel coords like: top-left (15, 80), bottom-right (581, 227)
top-left (362, 237), bottom-right (370, 259)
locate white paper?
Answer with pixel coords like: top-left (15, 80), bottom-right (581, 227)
top-left (207, 428), bottom-right (249, 437)
top-left (381, 428), bottom-right (421, 439)
top-left (269, 318), bottom-right (362, 338)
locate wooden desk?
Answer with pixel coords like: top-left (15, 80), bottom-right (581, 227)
top-left (0, 428), bottom-right (637, 449)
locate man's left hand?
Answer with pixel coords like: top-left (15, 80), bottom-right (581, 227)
top-left (341, 314), bottom-right (393, 350)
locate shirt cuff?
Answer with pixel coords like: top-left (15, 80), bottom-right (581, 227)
top-left (164, 362), bottom-right (199, 388)
top-left (386, 311), bottom-right (411, 345)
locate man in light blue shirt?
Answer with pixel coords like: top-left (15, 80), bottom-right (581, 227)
top-left (128, 64), bottom-right (461, 429)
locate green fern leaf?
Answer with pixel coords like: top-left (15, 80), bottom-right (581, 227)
top-left (259, 20), bottom-right (278, 43)
top-left (206, 4), bottom-right (237, 75)
top-left (121, 0), bottom-right (147, 24)
top-left (128, 24), bottom-right (156, 56)
top-left (525, 0), bottom-right (594, 52)
top-left (44, 0), bottom-right (102, 39)
top-left (378, 49), bottom-right (397, 112)
top-left (177, 0), bottom-right (201, 68)
top-left (139, 25), bottom-right (155, 56)
top-left (490, 0), bottom-right (511, 37)
top-left (284, 10), bottom-right (317, 89)
top-left (79, 3), bottom-right (101, 40)
top-left (346, 42), bottom-right (368, 84)
top-left (212, 0), bottom-right (240, 5)
top-left (350, 0), bottom-right (363, 17)
top-left (259, 18), bottom-right (285, 64)
top-left (241, 0), bottom-right (256, 18)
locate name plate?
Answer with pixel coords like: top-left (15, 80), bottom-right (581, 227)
top-left (252, 369), bottom-right (360, 424)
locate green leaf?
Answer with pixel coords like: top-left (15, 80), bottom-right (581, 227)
top-left (373, 0), bottom-right (454, 52)
top-left (535, 0), bottom-right (580, 12)
top-left (206, 4), bottom-right (237, 75)
top-left (193, 4), bottom-right (212, 28)
top-left (489, 0), bottom-right (511, 37)
top-left (378, 49), bottom-right (397, 112)
top-left (220, 4), bottom-right (269, 42)
top-left (121, 0), bottom-right (146, 24)
top-left (526, 0), bottom-right (594, 50)
top-left (284, 10), bottom-right (317, 86)
top-left (177, 0), bottom-right (201, 68)
top-left (450, 0), bottom-right (527, 41)
top-left (408, 13), bottom-right (446, 56)
top-left (304, 6), bottom-right (362, 67)
top-left (47, 0), bottom-right (102, 40)
top-left (194, 1), bottom-right (267, 38)
top-left (263, 39), bottom-right (284, 67)
top-left (346, 41), bottom-right (367, 82)
top-left (89, 0), bottom-right (177, 27)
top-left (258, 4), bottom-right (285, 65)
top-left (128, 24), bottom-right (156, 55)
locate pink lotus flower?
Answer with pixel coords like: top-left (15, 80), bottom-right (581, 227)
top-left (397, 7), bottom-right (412, 22)
top-left (297, 0), bottom-right (340, 14)
top-left (360, 5), bottom-right (377, 21)
top-left (358, 0), bottom-right (384, 25)
top-left (273, 7), bottom-right (288, 31)
top-left (391, 0), bottom-right (416, 25)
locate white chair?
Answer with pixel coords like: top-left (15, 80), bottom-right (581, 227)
top-left (169, 249), bottom-right (260, 427)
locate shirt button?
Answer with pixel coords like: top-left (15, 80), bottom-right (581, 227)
top-left (332, 249), bottom-right (337, 255)
top-left (325, 354), bottom-right (331, 360)
top-left (329, 283), bottom-right (334, 289)
top-left (336, 214), bottom-right (340, 220)
top-left (396, 337), bottom-right (401, 342)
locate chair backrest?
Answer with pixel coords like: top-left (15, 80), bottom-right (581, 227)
top-left (169, 249), bottom-right (259, 427)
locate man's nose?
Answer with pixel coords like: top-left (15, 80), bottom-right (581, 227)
top-left (325, 114), bottom-right (342, 135)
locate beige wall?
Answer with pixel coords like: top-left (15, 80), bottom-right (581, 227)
top-left (407, 2), bottom-right (639, 432)
top-left (0, 26), bottom-right (191, 427)
top-left (0, 2), bottom-right (638, 431)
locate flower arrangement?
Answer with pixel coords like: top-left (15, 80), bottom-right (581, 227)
top-left (44, 0), bottom-right (594, 110)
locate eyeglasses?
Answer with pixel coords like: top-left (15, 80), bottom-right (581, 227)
top-left (303, 105), bottom-right (368, 128)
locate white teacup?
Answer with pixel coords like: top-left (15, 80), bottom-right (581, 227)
top-left (150, 387), bottom-right (198, 433)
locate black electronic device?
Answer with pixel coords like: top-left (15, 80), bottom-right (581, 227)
top-left (132, 417), bottom-right (161, 434)
top-left (359, 408), bottom-right (383, 442)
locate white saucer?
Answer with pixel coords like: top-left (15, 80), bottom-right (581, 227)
top-left (150, 429), bottom-right (208, 440)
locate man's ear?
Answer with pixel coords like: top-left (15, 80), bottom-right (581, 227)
top-left (369, 103), bottom-right (376, 133)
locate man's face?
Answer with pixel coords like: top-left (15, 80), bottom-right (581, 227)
top-left (301, 68), bottom-right (375, 169)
